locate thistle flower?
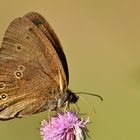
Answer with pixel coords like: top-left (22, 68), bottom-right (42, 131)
top-left (40, 110), bottom-right (89, 140)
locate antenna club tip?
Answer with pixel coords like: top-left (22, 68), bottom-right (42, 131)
top-left (100, 97), bottom-right (103, 102)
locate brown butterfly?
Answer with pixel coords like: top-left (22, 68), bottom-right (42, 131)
top-left (0, 12), bottom-right (78, 120)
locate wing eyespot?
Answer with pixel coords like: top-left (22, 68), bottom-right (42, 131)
top-left (18, 65), bottom-right (25, 71)
top-left (3, 104), bottom-right (8, 109)
top-left (0, 83), bottom-right (5, 89)
top-left (14, 71), bottom-right (23, 79)
top-left (25, 36), bottom-right (30, 40)
top-left (16, 44), bottom-right (22, 50)
top-left (28, 27), bottom-right (32, 31)
top-left (1, 93), bottom-right (7, 100)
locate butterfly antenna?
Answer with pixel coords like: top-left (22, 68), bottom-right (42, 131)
top-left (76, 92), bottom-right (103, 101)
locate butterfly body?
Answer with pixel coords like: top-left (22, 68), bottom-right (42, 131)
top-left (0, 12), bottom-right (78, 120)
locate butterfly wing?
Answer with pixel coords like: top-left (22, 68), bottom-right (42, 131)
top-left (0, 13), bottom-right (67, 119)
top-left (24, 12), bottom-right (69, 84)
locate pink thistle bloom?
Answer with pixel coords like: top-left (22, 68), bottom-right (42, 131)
top-left (40, 110), bottom-right (89, 140)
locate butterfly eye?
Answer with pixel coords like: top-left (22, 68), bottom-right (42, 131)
top-left (1, 93), bottom-right (7, 100)
top-left (0, 83), bottom-right (5, 89)
top-left (18, 65), bottom-right (25, 71)
top-left (14, 71), bottom-right (23, 79)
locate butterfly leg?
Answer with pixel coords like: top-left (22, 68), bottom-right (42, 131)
top-left (47, 109), bottom-right (52, 123)
top-left (56, 98), bottom-right (62, 113)
top-left (63, 101), bottom-right (70, 112)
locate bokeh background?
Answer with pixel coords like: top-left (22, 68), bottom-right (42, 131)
top-left (0, 0), bottom-right (140, 140)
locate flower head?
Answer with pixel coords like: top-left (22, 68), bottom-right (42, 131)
top-left (40, 110), bottom-right (89, 140)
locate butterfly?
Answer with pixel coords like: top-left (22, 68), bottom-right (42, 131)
top-left (0, 12), bottom-right (78, 120)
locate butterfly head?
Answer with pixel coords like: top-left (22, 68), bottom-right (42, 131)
top-left (66, 89), bottom-right (79, 103)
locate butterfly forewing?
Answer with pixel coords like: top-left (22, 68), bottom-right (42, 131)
top-left (24, 12), bottom-right (69, 84)
top-left (0, 13), bottom-right (68, 119)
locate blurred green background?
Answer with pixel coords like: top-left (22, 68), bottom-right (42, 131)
top-left (0, 0), bottom-right (140, 140)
